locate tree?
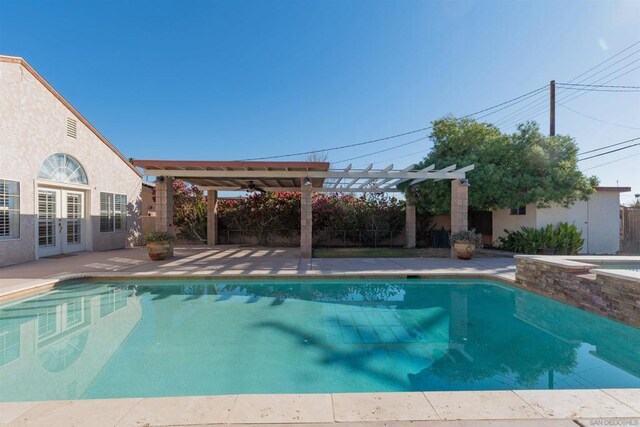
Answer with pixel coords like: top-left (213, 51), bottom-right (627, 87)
top-left (305, 150), bottom-right (329, 162)
top-left (173, 180), bottom-right (208, 242)
top-left (405, 117), bottom-right (599, 214)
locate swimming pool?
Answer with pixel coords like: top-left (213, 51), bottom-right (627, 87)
top-left (595, 263), bottom-right (640, 272)
top-left (1, 278), bottom-right (639, 401)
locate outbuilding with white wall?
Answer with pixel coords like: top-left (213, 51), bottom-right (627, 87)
top-left (492, 187), bottom-right (630, 254)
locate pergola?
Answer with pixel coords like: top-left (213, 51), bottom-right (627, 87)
top-left (133, 160), bottom-right (474, 257)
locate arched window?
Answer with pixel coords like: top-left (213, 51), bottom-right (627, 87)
top-left (38, 154), bottom-right (88, 185)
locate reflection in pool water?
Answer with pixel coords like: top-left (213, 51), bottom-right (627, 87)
top-left (0, 278), bottom-right (639, 401)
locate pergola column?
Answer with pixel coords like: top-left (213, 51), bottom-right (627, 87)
top-left (450, 179), bottom-right (469, 257)
top-left (405, 193), bottom-right (416, 249)
top-left (300, 183), bottom-right (313, 258)
top-left (207, 190), bottom-right (218, 246)
top-left (155, 176), bottom-right (174, 256)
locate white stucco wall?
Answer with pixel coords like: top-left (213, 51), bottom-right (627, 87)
top-left (492, 203), bottom-right (537, 243)
top-left (535, 192), bottom-right (621, 254)
top-left (493, 192), bottom-right (622, 254)
top-left (0, 59), bottom-right (141, 267)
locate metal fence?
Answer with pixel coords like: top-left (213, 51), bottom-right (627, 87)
top-left (313, 229), bottom-right (406, 248)
top-left (218, 229), bottom-right (300, 247)
top-left (217, 228), bottom-right (407, 248)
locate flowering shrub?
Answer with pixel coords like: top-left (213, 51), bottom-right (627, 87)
top-left (172, 179), bottom-right (409, 245)
top-left (217, 192), bottom-right (301, 244)
top-left (173, 180), bottom-right (207, 242)
top-left (216, 192), bottom-right (406, 244)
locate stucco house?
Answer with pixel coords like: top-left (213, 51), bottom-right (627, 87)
top-left (492, 187), bottom-right (630, 254)
top-left (0, 56), bottom-right (142, 267)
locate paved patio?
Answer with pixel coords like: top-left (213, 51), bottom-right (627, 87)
top-left (0, 245), bottom-right (516, 298)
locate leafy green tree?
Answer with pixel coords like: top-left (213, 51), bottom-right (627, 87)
top-left (405, 117), bottom-right (599, 214)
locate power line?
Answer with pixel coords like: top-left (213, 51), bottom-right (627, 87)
top-left (462, 85), bottom-right (549, 119)
top-left (557, 87), bottom-right (640, 93)
top-left (492, 90), bottom-right (549, 127)
top-left (562, 48), bottom-right (640, 89)
top-left (578, 140), bottom-right (640, 161)
top-left (558, 103), bottom-right (640, 130)
top-left (336, 84), bottom-right (547, 164)
top-left (242, 42), bottom-right (640, 162)
top-left (352, 148), bottom-right (428, 169)
top-left (578, 136), bottom-right (640, 156)
top-left (332, 135), bottom-right (429, 164)
top-left (494, 41), bottom-right (640, 130)
top-left (241, 84), bottom-right (549, 161)
top-left (582, 151), bottom-right (640, 171)
top-left (240, 127), bottom-right (432, 161)
top-left (565, 41), bottom-right (640, 83)
top-left (557, 82), bottom-right (640, 89)
top-left (508, 60), bottom-right (640, 129)
top-left (500, 61), bottom-right (640, 132)
top-left (558, 61), bottom-right (640, 104)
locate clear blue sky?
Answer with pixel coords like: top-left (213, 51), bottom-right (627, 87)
top-left (1, 0), bottom-right (639, 200)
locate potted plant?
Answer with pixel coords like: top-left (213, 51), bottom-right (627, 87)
top-left (144, 231), bottom-right (175, 261)
top-left (450, 229), bottom-right (484, 260)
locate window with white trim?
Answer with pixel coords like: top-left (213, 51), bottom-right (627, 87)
top-left (0, 179), bottom-right (20, 240)
top-left (39, 153), bottom-right (87, 185)
top-left (100, 192), bottom-right (127, 232)
top-left (509, 206), bottom-right (527, 216)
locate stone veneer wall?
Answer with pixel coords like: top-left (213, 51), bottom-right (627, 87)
top-left (515, 256), bottom-right (640, 327)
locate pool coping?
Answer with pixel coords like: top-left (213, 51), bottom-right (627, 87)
top-left (0, 271), bottom-right (518, 303)
top-left (2, 272), bottom-right (640, 425)
top-left (515, 254), bottom-right (640, 280)
top-left (2, 389), bottom-right (640, 425)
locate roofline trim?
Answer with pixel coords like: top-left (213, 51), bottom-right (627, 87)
top-left (0, 55), bottom-right (141, 177)
top-left (594, 186), bottom-right (631, 193)
top-left (132, 159), bottom-right (331, 170)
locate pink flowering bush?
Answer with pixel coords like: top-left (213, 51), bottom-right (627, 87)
top-left (173, 180), bottom-right (208, 242)
top-left (216, 192), bottom-right (405, 245)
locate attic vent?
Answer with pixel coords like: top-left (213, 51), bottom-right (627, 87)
top-left (66, 117), bottom-right (77, 139)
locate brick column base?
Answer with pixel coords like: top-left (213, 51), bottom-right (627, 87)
top-left (405, 194), bottom-right (416, 249)
top-left (155, 177), bottom-right (174, 257)
top-left (207, 190), bottom-right (218, 246)
top-left (300, 186), bottom-right (313, 258)
top-left (450, 179), bottom-right (469, 258)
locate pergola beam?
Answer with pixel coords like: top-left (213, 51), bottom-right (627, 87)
top-left (144, 169), bottom-right (470, 180)
top-left (201, 186), bottom-right (404, 193)
top-left (343, 163), bottom-right (372, 189)
top-left (331, 163), bottom-right (351, 188)
top-left (359, 163), bottom-right (393, 188)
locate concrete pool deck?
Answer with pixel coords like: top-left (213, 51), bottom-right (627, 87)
top-left (1, 246), bottom-right (640, 426)
top-left (1, 390), bottom-right (640, 426)
top-left (0, 245), bottom-right (517, 299)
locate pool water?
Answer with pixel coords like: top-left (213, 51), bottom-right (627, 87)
top-left (1, 278), bottom-right (639, 401)
top-left (596, 263), bottom-right (640, 272)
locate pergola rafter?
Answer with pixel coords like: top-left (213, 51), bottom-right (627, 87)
top-left (135, 160), bottom-right (474, 193)
top-left (133, 160), bottom-right (473, 258)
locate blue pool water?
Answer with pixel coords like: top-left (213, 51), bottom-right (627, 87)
top-left (596, 263), bottom-right (640, 272)
top-left (1, 278), bottom-right (639, 401)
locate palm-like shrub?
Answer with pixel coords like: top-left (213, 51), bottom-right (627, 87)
top-left (497, 222), bottom-right (583, 254)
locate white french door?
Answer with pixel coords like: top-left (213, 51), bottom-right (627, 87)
top-left (38, 188), bottom-right (86, 257)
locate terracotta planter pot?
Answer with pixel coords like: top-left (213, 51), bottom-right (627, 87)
top-left (453, 240), bottom-right (475, 260)
top-left (147, 241), bottom-right (171, 261)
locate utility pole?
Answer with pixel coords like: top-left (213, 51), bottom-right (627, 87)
top-left (550, 80), bottom-right (556, 136)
